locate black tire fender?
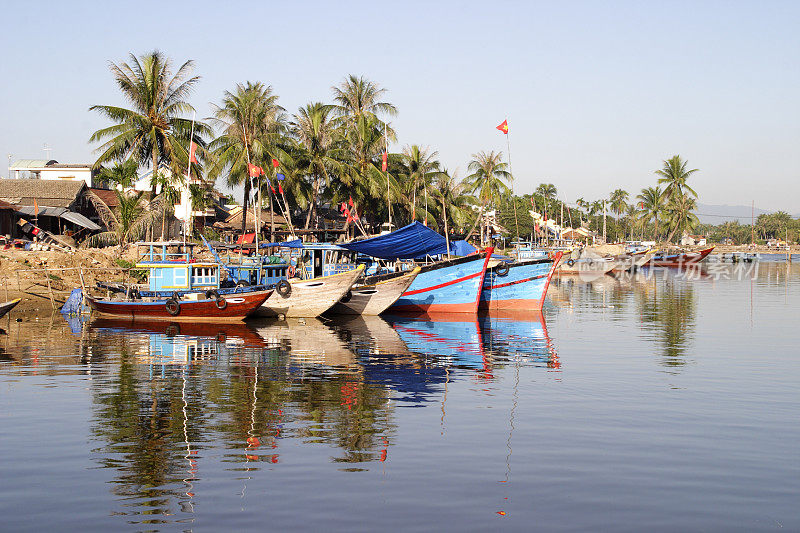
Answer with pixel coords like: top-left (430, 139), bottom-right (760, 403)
top-left (165, 298), bottom-right (180, 316)
top-left (215, 297), bottom-right (227, 310)
top-left (205, 289), bottom-right (220, 300)
top-left (277, 279), bottom-right (292, 297)
top-left (495, 262), bottom-right (510, 277)
top-left (566, 259), bottom-right (575, 267)
top-left (236, 280), bottom-right (250, 288)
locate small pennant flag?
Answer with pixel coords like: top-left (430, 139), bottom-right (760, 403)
top-left (496, 119), bottom-right (509, 134)
top-left (348, 196), bottom-right (354, 208)
top-left (381, 152), bottom-right (388, 172)
top-left (189, 141), bottom-right (198, 163)
top-left (270, 183), bottom-right (276, 194)
top-left (278, 182), bottom-right (283, 195)
top-left (340, 202), bottom-right (347, 213)
top-left (248, 163), bottom-right (264, 177)
top-left (272, 158), bottom-right (280, 169)
top-left (276, 173), bottom-right (285, 181)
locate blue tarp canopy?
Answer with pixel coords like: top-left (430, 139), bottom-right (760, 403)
top-left (340, 222), bottom-right (450, 260)
top-left (259, 238), bottom-right (303, 249)
top-left (449, 240), bottom-right (477, 256)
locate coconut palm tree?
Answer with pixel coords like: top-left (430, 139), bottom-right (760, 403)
top-left (656, 155), bottom-right (699, 243)
top-left (89, 51), bottom-right (209, 193)
top-left (331, 74), bottom-right (397, 123)
top-left (432, 168), bottom-right (474, 236)
top-left (85, 190), bottom-right (162, 252)
top-left (637, 186), bottom-right (664, 240)
top-left (95, 159), bottom-right (138, 190)
top-left (402, 145), bottom-right (440, 222)
top-left (465, 151), bottom-right (512, 244)
top-left (291, 102), bottom-right (344, 229)
top-left (208, 82), bottom-right (286, 236)
top-left (609, 189), bottom-right (629, 219)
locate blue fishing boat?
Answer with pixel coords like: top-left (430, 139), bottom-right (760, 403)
top-left (339, 222), bottom-right (493, 314)
top-left (480, 254), bottom-right (561, 311)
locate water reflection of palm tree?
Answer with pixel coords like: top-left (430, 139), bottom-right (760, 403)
top-left (636, 275), bottom-right (698, 367)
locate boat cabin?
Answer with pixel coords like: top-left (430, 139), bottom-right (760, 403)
top-left (136, 241), bottom-right (222, 293)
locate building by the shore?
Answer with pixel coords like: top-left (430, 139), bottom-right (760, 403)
top-left (9, 159), bottom-right (98, 188)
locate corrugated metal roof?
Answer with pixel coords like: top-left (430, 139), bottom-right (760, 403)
top-left (10, 159), bottom-right (54, 169)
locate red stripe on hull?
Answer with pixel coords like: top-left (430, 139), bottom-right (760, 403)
top-left (402, 270), bottom-right (483, 296)
top-left (479, 298), bottom-right (544, 310)
top-left (389, 301), bottom-right (481, 314)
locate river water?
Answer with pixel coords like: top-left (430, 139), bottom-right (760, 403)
top-left (1, 260), bottom-right (797, 531)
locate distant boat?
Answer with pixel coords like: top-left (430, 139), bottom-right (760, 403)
top-left (328, 267), bottom-right (421, 316)
top-left (0, 298), bottom-right (21, 318)
top-left (480, 254), bottom-right (561, 311)
top-left (84, 290), bottom-right (272, 323)
top-left (648, 247), bottom-right (715, 267)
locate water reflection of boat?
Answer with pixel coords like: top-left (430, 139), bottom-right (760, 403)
top-left (327, 314), bottom-right (413, 356)
top-left (383, 313), bottom-right (485, 368)
top-left (250, 318), bottom-right (357, 368)
top-left (89, 318), bottom-right (266, 345)
top-left (479, 310), bottom-right (559, 369)
top-left (0, 298), bottom-right (21, 319)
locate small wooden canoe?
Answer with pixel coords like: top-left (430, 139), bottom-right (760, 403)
top-left (84, 290), bottom-right (272, 323)
top-left (328, 267), bottom-right (421, 316)
top-left (0, 298), bottom-right (21, 319)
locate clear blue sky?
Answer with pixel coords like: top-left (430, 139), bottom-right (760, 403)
top-left (1, 0), bottom-right (798, 212)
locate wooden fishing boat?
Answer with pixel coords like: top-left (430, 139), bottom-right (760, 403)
top-left (84, 289), bottom-right (272, 323)
top-left (0, 298), bottom-right (21, 318)
top-left (327, 267), bottom-right (421, 316)
top-left (254, 265), bottom-right (365, 318)
top-left (647, 246), bottom-right (715, 267)
top-left (557, 256), bottom-right (617, 276)
top-left (480, 253), bottom-right (561, 311)
top-left (610, 250), bottom-right (655, 273)
top-left (388, 249), bottom-right (494, 314)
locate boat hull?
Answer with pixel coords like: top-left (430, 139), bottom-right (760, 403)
top-left (85, 290), bottom-right (272, 323)
top-left (479, 254), bottom-right (560, 311)
top-left (388, 249), bottom-right (493, 314)
top-left (328, 267), bottom-right (421, 316)
top-left (0, 298), bottom-right (21, 319)
top-left (254, 266), bottom-right (364, 318)
top-left (648, 247), bottom-right (715, 267)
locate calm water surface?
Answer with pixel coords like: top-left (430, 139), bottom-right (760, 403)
top-left (1, 262), bottom-right (798, 531)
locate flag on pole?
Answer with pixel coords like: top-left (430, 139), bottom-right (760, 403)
top-left (248, 164), bottom-right (264, 177)
top-left (189, 142), bottom-right (198, 163)
top-left (272, 158), bottom-right (280, 169)
top-left (348, 196), bottom-right (354, 208)
top-left (269, 181), bottom-right (276, 194)
top-left (276, 173), bottom-right (285, 181)
top-left (278, 182), bottom-right (283, 195)
top-left (381, 151), bottom-right (388, 172)
top-left (496, 119), bottom-right (509, 134)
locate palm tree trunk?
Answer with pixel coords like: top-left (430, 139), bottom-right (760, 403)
top-left (241, 179), bottom-right (251, 236)
top-left (150, 151), bottom-right (158, 198)
top-left (305, 176), bottom-right (320, 230)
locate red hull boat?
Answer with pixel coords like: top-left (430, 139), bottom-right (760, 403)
top-left (648, 247), bottom-right (714, 267)
top-left (85, 290), bottom-right (272, 323)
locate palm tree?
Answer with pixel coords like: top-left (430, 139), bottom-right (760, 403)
top-left (608, 188), bottom-right (629, 241)
top-left (465, 151), bottom-right (512, 244)
top-left (432, 168), bottom-right (474, 237)
top-left (331, 74), bottom-right (397, 123)
top-left (85, 190), bottom-right (161, 252)
top-left (89, 51), bottom-right (209, 194)
top-left (96, 160), bottom-right (138, 190)
top-left (402, 145), bottom-right (440, 222)
top-left (637, 186), bottom-right (664, 240)
top-left (656, 155), bottom-right (699, 243)
top-left (188, 182), bottom-right (213, 237)
top-left (291, 102), bottom-right (344, 229)
top-left (150, 169), bottom-right (181, 239)
top-left (208, 82), bottom-right (286, 237)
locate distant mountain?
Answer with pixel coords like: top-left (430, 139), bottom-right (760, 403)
top-left (693, 203), bottom-right (774, 225)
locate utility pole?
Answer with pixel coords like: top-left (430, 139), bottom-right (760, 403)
top-left (603, 201), bottom-right (607, 243)
top-left (43, 143), bottom-right (52, 160)
top-left (751, 200), bottom-right (755, 245)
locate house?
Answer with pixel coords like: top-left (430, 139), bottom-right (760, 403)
top-left (0, 199), bottom-right (18, 239)
top-left (0, 179), bottom-right (102, 240)
top-left (680, 232), bottom-right (707, 246)
top-left (9, 159), bottom-right (98, 188)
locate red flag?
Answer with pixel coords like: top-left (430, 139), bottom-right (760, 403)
top-left (278, 182), bottom-right (283, 195)
top-left (348, 196), bottom-right (354, 208)
top-left (272, 158), bottom-right (280, 169)
top-left (340, 202), bottom-right (347, 213)
top-left (496, 119), bottom-right (509, 134)
top-left (381, 152), bottom-right (388, 172)
top-left (189, 142), bottom-right (198, 163)
top-left (248, 163), bottom-right (263, 177)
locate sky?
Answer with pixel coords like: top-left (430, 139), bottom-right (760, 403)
top-left (1, 0), bottom-right (798, 213)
